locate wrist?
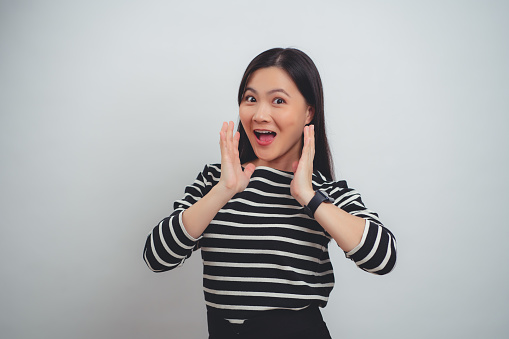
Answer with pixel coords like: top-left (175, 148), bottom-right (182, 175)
top-left (211, 183), bottom-right (237, 203)
top-left (297, 189), bottom-right (315, 207)
top-left (303, 190), bottom-right (334, 218)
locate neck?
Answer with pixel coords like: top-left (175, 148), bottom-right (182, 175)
top-left (248, 156), bottom-right (298, 173)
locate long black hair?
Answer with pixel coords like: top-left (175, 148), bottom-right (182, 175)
top-left (237, 48), bottom-right (335, 180)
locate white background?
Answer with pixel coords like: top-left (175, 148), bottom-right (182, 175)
top-left (1, 1), bottom-right (508, 338)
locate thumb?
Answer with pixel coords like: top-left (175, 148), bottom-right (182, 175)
top-left (243, 163), bottom-right (256, 179)
top-left (292, 160), bottom-right (299, 174)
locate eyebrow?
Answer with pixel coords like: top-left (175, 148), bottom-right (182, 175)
top-left (245, 87), bottom-right (291, 98)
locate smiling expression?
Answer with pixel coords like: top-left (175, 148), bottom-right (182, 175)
top-left (239, 67), bottom-right (314, 171)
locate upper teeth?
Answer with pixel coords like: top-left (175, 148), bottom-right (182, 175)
top-left (257, 131), bottom-right (273, 134)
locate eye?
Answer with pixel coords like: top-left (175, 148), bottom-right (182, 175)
top-left (273, 98), bottom-right (285, 104)
top-left (245, 95), bottom-right (256, 103)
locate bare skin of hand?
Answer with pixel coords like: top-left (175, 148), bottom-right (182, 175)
top-left (290, 125), bottom-right (316, 207)
top-left (182, 121), bottom-right (255, 239)
top-left (290, 124), bottom-right (365, 252)
top-left (218, 121), bottom-right (256, 194)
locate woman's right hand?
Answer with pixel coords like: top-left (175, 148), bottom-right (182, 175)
top-left (180, 121), bottom-right (256, 239)
top-left (218, 121), bottom-right (256, 196)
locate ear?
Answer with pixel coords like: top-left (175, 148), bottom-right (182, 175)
top-left (305, 106), bottom-right (315, 125)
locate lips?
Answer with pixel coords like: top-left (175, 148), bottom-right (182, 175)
top-left (254, 129), bottom-right (276, 145)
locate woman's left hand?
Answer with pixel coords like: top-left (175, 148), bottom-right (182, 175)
top-left (291, 125), bottom-right (316, 207)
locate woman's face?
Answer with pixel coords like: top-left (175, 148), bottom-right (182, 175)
top-left (239, 67), bottom-right (314, 171)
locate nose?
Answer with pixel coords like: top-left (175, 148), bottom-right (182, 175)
top-left (252, 102), bottom-right (271, 123)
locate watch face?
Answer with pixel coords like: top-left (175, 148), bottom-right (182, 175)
top-left (318, 190), bottom-right (333, 202)
top-left (321, 190), bottom-right (334, 203)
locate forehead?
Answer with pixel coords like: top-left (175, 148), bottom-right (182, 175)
top-left (246, 67), bottom-right (298, 92)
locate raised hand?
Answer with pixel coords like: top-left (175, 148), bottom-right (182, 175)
top-left (218, 121), bottom-right (256, 196)
top-left (291, 125), bottom-right (316, 207)
top-left (180, 122), bottom-right (255, 239)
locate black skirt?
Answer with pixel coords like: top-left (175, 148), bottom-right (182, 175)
top-left (207, 306), bottom-right (332, 339)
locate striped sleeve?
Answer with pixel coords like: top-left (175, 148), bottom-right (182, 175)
top-left (143, 164), bottom-right (218, 272)
top-left (326, 180), bottom-right (397, 275)
top-left (345, 220), bottom-right (397, 275)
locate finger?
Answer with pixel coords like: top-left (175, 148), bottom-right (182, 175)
top-left (233, 131), bottom-right (241, 158)
top-left (227, 121), bottom-right (234, 150)
top-left (301, 125), bottom-right (307, 151)
top-left (229, 121), bottom-right (235, 138)
top-left (309, 125), bottom-right (315, 163)
top-left (243, 163), bottom-right (256, 179)
top-left (300, 125), bottom-right (314, 173)
top-left (292, 160), bottom-right (299, 174)
top-left (220, 121), bottom-right (228, 149)
top-left (234, 129), bottom-right (240, 143)
top-left (301, 125), bottom-right (310, 160)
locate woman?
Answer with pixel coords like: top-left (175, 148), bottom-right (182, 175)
top-left (143, 48), bottom-right (397, 339)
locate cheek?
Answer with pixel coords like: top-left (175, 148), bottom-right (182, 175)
top-left (239, 109), bottom-right (255, 139)
top-left (276, 113), bottom-right (304, 131)
top-left (277, 116), bottom-right (306, 143)
top-left (238, 107), bottom-right (250, 125)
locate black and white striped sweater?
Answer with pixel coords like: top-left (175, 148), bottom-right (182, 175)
top-left (143, 164), bottom-right (396, 320)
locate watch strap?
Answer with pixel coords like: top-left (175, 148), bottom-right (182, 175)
top-left (303, 190), bottom-right (333, 218)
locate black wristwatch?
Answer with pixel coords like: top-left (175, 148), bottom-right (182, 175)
top-left (303, 190), bottom-right (334, 218)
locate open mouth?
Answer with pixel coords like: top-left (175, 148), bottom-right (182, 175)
top-left (254, 130), bottom-right (277, 145)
